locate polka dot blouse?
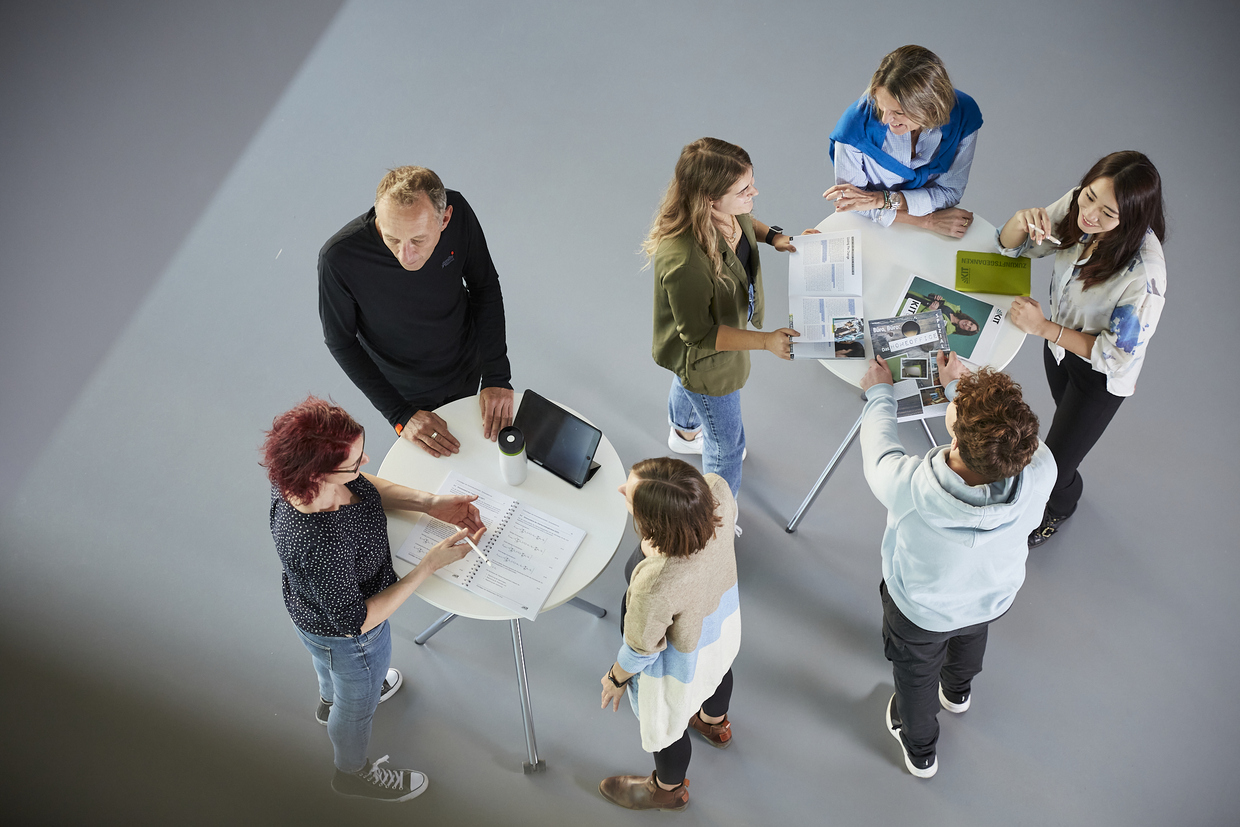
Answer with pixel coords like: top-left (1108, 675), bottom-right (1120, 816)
top-left (269, 475), bottom-right (398, 637)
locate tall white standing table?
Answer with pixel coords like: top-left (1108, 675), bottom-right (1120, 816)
top-left (378, 393), bottom-right (627, 772)
top-left (785, 211), bottom-right (1026, 531)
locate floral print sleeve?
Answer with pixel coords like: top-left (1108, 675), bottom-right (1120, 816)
top-left (1089, 242), bottom-right (1166, 395)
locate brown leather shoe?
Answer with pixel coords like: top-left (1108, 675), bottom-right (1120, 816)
top-left (689, 711), bottom-right (732, 749)
top-left (598, 772), bottom-right (689, 811)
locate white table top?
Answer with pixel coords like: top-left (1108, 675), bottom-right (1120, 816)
top-left (806, 211), bottom-right (1026, 388)
top-left (378, 392), bottom-right (628, 621)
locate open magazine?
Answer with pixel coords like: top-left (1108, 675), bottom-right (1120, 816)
top-left (787, 231), bottom-right (867, 360)
top-left (895, 275), bottom-right (1006, 365)
top-left (868, 310), bottom-right (952, 421)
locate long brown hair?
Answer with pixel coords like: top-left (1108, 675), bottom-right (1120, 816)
top-left (643, 138), bottom-right (752, 281)
top-left (629, 457), bottom-right (722, 557)
top-left (1054, 151), bottom-right (1166, 289)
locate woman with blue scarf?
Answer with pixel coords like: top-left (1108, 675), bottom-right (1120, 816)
top-left (825, 45), bottom-right (983, 239)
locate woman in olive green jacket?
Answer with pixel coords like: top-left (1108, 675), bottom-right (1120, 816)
top-left (646, 138), bottom-right (799, 514)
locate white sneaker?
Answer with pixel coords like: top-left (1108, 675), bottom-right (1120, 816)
top-left (668, 427), bottom-right (704, 455)
top-left (667, 428), bottom-right (747, 460)
top-left (886, 694), bottom-right (937, 778)
top-left (938, 683), bottom-right (970, 713)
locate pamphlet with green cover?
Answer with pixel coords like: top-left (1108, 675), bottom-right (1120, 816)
top-left (955, 250), bottom-right (1031, 296)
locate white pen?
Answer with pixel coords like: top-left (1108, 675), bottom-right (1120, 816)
top-left (1027, 222), bottom-right (1061, 245)
top-left (464, 534), bottom-right (492, 566)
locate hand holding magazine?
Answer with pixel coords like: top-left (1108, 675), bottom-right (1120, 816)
top-left (787, 231), bottom-right (868, 360)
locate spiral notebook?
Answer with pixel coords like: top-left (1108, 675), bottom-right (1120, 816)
top-left (394, 471), bottom-right (587, 621)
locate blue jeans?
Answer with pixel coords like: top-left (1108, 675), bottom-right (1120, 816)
top-left (294, 621), bottom-right (392, 773)
top-left (667, 376), bottom-right (744, 498)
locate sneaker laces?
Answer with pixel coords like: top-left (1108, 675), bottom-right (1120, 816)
top-left (362, 756), bottom-right (403, 790)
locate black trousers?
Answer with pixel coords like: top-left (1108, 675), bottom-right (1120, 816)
top-left (1042, 343), bottom-right (1125, 517)
top-left (620, 546), bottom-right (733, 786)
top-left (880, 580), bottom-right (990, 760)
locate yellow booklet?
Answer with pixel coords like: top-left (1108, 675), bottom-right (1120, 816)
top-left (955, 251), bottom-right (1031, 295)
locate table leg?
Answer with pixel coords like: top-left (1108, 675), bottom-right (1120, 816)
top-left (568, 596), bottom-right (606, 618)
top-left (510, 619), bottom-right (546, 774)
top-left (919, 419), bottom-right (937, 447)
top-left (413, 611), bottom-right (457, 645)
top-left (785, 410), bottom-right (865, 533)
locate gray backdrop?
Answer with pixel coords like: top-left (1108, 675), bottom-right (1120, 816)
top-left (2, 1), bottom-right (1238, 825)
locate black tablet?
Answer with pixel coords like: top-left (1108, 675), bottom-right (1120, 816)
top-left (512, 390), bottom-right (602, 488)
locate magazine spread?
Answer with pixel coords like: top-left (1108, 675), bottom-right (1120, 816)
top-left (868, 310), bottom-right (952, 422)
top-left (787, 231), bottom-right (867, 360)
top-left (895, 274), bottom-right (1006, 366)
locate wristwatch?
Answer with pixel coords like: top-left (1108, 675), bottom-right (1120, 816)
top-left (889, 191), bottom-right (903, 210)
top-left (765, 225), bottom-right (784, 245)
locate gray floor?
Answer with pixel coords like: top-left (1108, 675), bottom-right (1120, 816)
top-left (2, 2), bottom-right (1238, 825)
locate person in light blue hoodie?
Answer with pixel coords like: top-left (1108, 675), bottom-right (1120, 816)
top-left (859, 352), bottom-right (1055, 779)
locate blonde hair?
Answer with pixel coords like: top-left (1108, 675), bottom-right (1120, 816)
top-left (643, 138), bottom-right (752, 281)
top-left (867, 45), bottom-right (956, 129)
top-left (375, 166), bottom-right (447, 216)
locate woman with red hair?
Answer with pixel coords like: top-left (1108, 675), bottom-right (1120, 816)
top-left (262, 396), bottom-right (484, 802)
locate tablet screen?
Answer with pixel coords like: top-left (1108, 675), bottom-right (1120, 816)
top-left (513, 391), bottom-right (602, 487)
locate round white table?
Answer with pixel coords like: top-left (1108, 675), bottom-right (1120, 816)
top-left (785, 210), bottom-right (1027, 531)
top-left (378, 392), bottom-right (628, 772)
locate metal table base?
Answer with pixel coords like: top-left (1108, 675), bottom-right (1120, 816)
top-left (412, 597), bottom-right (607, 772)
top-left (786, 409), bottom-right (938, 533)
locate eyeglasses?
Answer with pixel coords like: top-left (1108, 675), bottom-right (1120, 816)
top-left (330, 430), bottom-right (366, 474)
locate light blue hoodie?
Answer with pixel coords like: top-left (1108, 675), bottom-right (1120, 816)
top-left (860, 383), bottom-right (1056, 632)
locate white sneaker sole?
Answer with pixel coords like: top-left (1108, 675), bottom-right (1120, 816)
top-left (886, 694), bottom-right (937, 778)
top-left (379, 668), bottom-right (403, 703)
top-left (667, 428), bottom-right (747, 460)
top-left (938, 683), bottom-right (970, 713)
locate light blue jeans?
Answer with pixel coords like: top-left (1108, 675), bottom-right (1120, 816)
top-left (667, 376), bottom-right (744, 498)
top-left (294, 621), bottom-right (391, 773)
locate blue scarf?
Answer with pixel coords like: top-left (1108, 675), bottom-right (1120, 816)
top-left (829, 90), bottom-right (983, 190)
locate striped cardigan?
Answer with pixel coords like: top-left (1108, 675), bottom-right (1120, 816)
top-left (617, 474), bottom-right (742, 752)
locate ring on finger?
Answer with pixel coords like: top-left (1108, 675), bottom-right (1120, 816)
top-left (430, 431), bottom-right (438, 439)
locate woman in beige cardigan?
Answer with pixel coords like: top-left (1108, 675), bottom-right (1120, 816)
top-left (598, 457), bottom-right (742, 812)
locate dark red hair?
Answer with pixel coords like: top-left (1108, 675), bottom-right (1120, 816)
top-left (260, 396), bottom-right (363, 504)
top-left (1054, 151), bottom-right (1166, 289)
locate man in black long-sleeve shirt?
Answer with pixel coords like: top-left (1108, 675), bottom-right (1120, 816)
top-left (319, 166), bottom-right (513, 457)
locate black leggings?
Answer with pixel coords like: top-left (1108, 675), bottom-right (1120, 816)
top-left (652, 670), bottom-right (733, 785)
top-left (620, 546), bottom-right (733, 786)
top-left (1042, 343), bottom-right (1124, 517)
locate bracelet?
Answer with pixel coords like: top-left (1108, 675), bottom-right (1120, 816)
top-left (1054, 324), bottom-right (1065, 344)
top-left (607, 668), bottom-right (633, 688)
top-left (882, 190), bottom-right (892, 210)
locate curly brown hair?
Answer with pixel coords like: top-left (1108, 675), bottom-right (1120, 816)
top-left (629, 457), bottom-right (722, 557)
top-left (952, 369), bottom-right (1040, 481)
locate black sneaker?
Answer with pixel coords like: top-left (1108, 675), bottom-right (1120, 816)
top-left (1028, 508), bottom-right (1070, 548)
top-left (315, 668), bottom-right (403, 726)
top-left (885, 694), bottom-right (937, 778)
top-left (332, 756), bottom-right (428, 802)
top-left (938, 683), bottom-right (970, 713)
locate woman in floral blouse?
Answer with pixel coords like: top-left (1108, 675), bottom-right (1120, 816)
top-left (997, 151), bottom-right (1166, 547)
